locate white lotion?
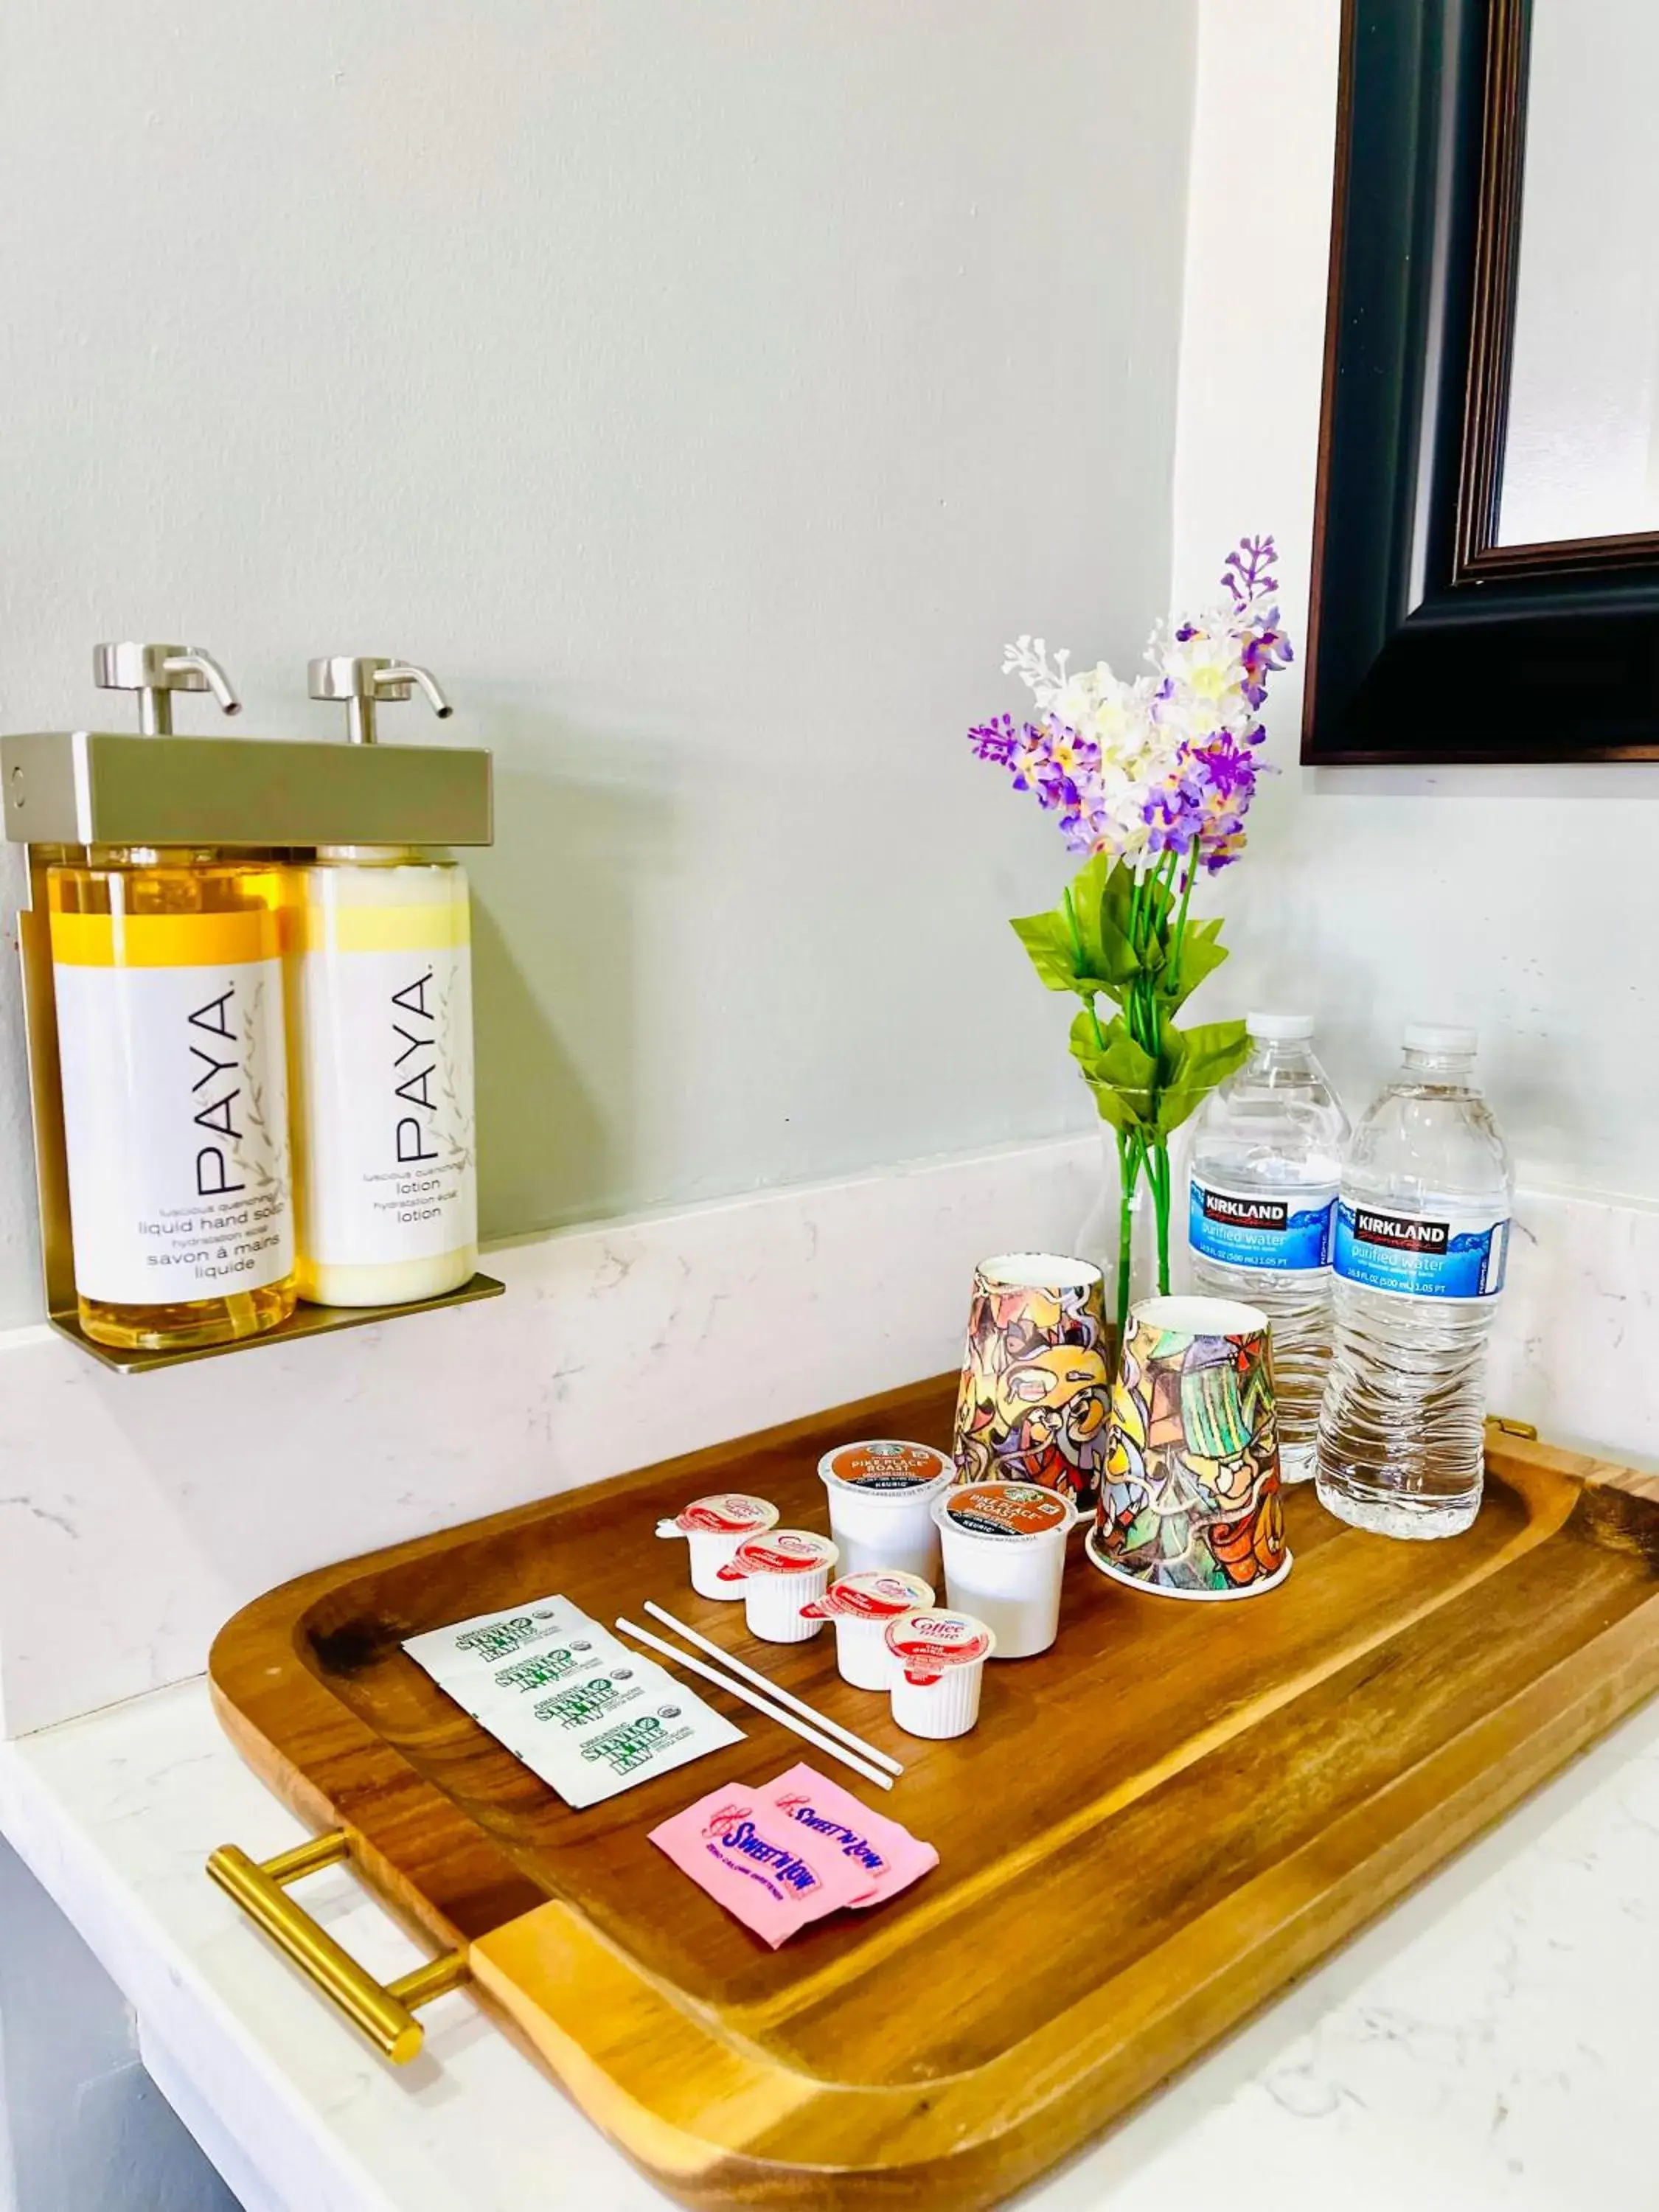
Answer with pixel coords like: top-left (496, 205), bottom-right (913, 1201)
top-left (286, 851), bottom-right (478, 1307)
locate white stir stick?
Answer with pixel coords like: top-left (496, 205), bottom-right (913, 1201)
top-left (613, 1617), bottom-right (894, 1792)
top-left (641, 1599), bottom-right (904, 1778)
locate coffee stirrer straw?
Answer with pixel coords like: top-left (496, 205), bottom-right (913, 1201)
top-left (641, 1599), bottom-right (904, 1778)
top-left (614, 1616), bottom-right (895, 1792)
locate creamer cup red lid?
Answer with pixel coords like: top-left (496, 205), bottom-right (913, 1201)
top-left (717, 1528), bottom-right (839, 1581)
top-left (800, 1568), bottom-right (934, 1621)
top-left (818, 1439), bottom-right (953, 1494)
top-left (936, 1481), bottom-right (1074, 1540)
top-left (656, 1493), bottom-right (779, 1540)
top-left (883, 1607), bottom-right (996, 1683)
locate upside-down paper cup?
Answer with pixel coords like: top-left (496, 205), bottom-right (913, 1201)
top-left (952, 1253), bottom-right (1112, 1515)
top-left (800, 1569), bottom-right (936, 1690)
top-left (933, 1481), bottom-right (1077, 1659)
top-left (1088, 1294), bottom-right (1289, 1601)
top-left (718, 1528), bottom-right (839, 1642)
top-left (655, 1494), bottom-right (779, 1600)
top-left (817, 1440), bottom-right (955, 1583)
top-left (885, 1609), bottom-right (996, 1739)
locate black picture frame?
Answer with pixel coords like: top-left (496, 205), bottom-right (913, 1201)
top-left (1303, 0), bottom-right (1659, 765)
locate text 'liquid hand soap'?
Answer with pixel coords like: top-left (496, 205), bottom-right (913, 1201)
top-left (49, 644), bottom-right (297, 1352)
top-left (286, 657), bottom-right (478, 1308)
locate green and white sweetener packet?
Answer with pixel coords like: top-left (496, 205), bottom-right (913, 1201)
top-left (403, 1596), bottom-right (745, 1809)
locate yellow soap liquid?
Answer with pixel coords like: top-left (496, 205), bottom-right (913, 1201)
top-left (48, 849), bottom-right (299, 1352)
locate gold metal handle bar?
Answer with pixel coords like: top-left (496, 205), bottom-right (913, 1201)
top-left (206, 1832), bottom-right (470, 2063)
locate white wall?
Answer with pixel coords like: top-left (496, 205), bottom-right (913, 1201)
top-left (0, 0), bottom-right (1196, 1330)
top-left (1173, 0), bottom-right (1659, 1208)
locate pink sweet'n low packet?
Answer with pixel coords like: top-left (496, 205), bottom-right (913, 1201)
top-left (648, 1761), bottom-right (938, 1947)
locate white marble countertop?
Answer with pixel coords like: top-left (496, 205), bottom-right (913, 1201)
top-left (1, 1674), bottom-right (1656, 2212)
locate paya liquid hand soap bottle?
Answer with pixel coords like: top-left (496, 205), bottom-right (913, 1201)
top-left (286, 657), bottom-right (477, 1307)
top-left (49, 644), bottom-right (297, 1351)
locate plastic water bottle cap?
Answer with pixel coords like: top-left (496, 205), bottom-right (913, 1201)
top-left (1246, 1011), bottom-right (1315, 1041)
top-left (1403, 1021), bottom-right (1477, 1056)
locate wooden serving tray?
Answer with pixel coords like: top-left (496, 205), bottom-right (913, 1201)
top-left (210, 1381), bottom-right (1659, 2211)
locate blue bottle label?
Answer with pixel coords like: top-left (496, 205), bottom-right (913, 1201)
top-left (1187, 1178), bottom-right (1338, 1271)
top-left (1332, 1201), bottom-right (1511, 1299)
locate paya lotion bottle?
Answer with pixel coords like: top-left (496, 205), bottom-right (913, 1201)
top-left (287, 658), bottom-right (477, 1306)
top-left (47, 645), bottom-right (296, 1352)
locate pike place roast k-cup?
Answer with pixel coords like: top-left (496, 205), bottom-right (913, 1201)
top-left (934, 1481), bottom-right (1077, 1658)
top-left (817, 1439), bottom-right (955, 1582)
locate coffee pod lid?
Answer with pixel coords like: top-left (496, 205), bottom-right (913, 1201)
top-left (883, 1607), bottom-right (996, 1684)
top-left (935, 1481), bottom-right (1076, 1540)
top-left (717, 1528), bottom-right (839, 1582)
top-left (818, 1439), bottom-right (954, 1494)
top-left (656, 1493), bottom-right (779, 1540)
top-left (801, 1568), bottom-right (934, 1621)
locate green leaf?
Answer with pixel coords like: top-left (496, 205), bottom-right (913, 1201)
top-left (1087, 1085), bottom-right (1150, 1135)
top-left (1071, 1012), bottom-right (1158, 1131)
top-left (1071, 854), bottom-right (1140, 992)
top-left (1158, 917), bottom-right (1230, 1009)
top-left (1165, 1018), bottom-right (1252, 1093)
top-left (1152, 1084), bottom-right (1211, 1135)
top-left (1010, 910), bottom-right (1104, 995)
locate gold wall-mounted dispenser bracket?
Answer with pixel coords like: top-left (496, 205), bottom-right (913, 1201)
top-left (206, 1832), bottom-right (470, 2064)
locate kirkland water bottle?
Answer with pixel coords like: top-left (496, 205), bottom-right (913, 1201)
top-left (1187, 1014), bottom-right (1350, 1482)
top-left (1315, 1024), bottom-right (1514, 1538)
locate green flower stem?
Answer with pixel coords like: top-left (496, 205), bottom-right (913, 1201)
top-left (1114, 1126), bottom-right (1139, 1342)
top-left (1166, 854), bottom-right (1197, 997)
top-left (1062, 886), bottom-right (1107, 1054)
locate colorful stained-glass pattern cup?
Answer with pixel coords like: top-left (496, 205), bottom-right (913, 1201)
top-left (952, 1253), bottom-right (1111, 1514)
top-left (1087, 1294), bottom-right (1289, 1601)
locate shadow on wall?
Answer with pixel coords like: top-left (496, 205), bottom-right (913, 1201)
top-left (467, 712), bottom-right (678, 1243)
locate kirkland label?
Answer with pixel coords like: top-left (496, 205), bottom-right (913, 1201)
top-left (1187, 1178), bottom-right (1337, 1272)
top-left (1333, 1201), bottom-right (1511, 1300)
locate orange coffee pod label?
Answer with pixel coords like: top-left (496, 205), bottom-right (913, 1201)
top-left (942, 1482), bottom-right (1070, 1539)
top-left (821, 1440), bottom-right (950, 1492)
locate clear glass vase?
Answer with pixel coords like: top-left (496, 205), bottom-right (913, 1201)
top-left (1074, 1132), bottom-right (1161, 1361)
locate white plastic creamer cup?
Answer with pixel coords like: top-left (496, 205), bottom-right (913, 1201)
top-left (817, 1439), bottom-right (956, 1583)
top-left (885, 1608), bottom-right (996, 1739)
top-left (933, 1481), bottom-right (1077, 1659)
top-left (655, 1494), bottom-right (779, 1601)
top-left (800, 1569), bottom-right (935, 1691)
top-left (717, 1528), bottom-right (839, 1643)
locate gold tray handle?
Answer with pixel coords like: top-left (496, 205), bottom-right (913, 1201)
top-left (206, 1832), bottom-right (470, 2063)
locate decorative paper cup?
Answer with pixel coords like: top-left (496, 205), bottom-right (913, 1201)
top-left (952, 1253), bottom-right (1112, 1515)
top-left (655, 1494), bottom-right (779, 1600)
top-left (817, 1440), bottom-right (955, 1583)
top-left (717, 1528), bottom-right (839, 1642)
top-left (801, 1569), bottom-right (936, 1690)
top-left (1088, 1294), bottom-right (1289, 1601)
top-left (933, 1480), bottom-right (1077, 1659)
top-left (885, 1609), bottom-right (996, 1739)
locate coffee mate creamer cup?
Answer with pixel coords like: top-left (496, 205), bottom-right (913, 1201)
top-left (656, 1492), bottom-right (780, 1601)
top-left (802, 1568), bottom-right (936, 1690)
top-left (883, 1607), bottom-right (996, 1741)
